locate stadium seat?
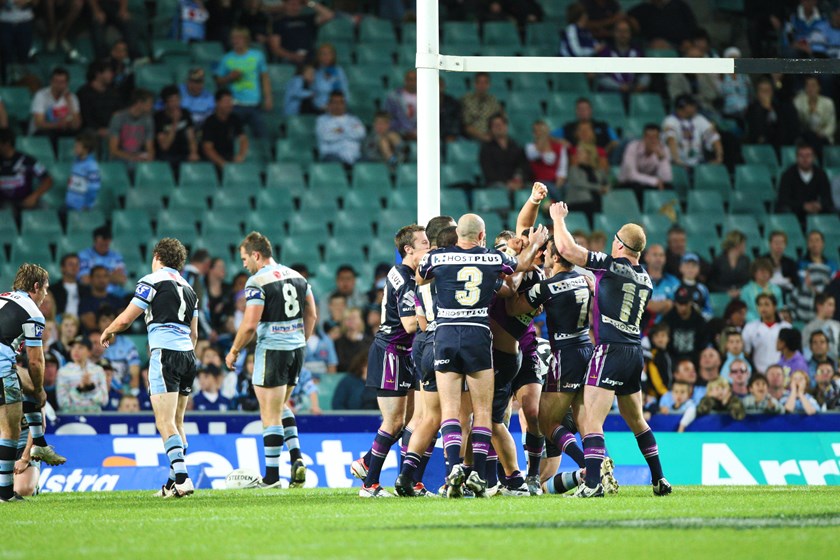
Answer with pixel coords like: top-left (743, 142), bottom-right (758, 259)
top-left (806, 214), bottom-right (840, 236)
top-left (9, 237), bottom-right (54, 266)
top-left (447, 141), bottom-right (480, 164)
top-left (742, 144), bottom-right (779, 174)
top-left (135, 162), bottom-right (176, 189)
top-left (266, 64), bottom-right (295, 92)
top-left (640, 214), bottom-right (672, 246)
top-left (179, 162), bottom-right (219, 188)
top-left (473, 190), bottom-right (510, 213)
top-left (124, 189), bottom-right (164, 212)
top-left (99, 161), bottom-right (131, 187)
top-left (735, 164), bottom-right (774, 192)
top-left (0, 87), bottom-right (32, 121)
top-left (443, 21), bottom-right (480, 46)
top-left (441, 163), bottom-right (477, 188)
top-left (682, 212), bottom-right (721, 237)
top-left (709, 292), bottom-right (732, 315)
top-left (780, 145), bottom-right (797, 170)
top-left (721, 215), bottom-right (762, 254)
top-left (316, 372), bottom-right (345, 411)
top-left (354, 44), bottom-right (394, 66)
top-left (511, 73), bottom-right (552, 92)
top-left (352, 162), bottom-right (392, 189)
top-left (202, 211), bottom-right (243, 236)
top-left (66, 210), bottom-right (106, 234)
top-left (441, 188), bottom-right (471, 217)
top-left (552, 73), bottom-right (589, 93)
top-left (246, 209), bottom-right (287, 238)
top-left (593, 213), bottom-right (626, 236)
top-left (288, 212), bottom-right (332, 238)
top-left (642, 189), bottom-right (680, 216)
top-left (168, 189), bottom-right (209, 211)
top-left (401, 22), bottom-right (416, 44)
top-left (222, 163), bottom-right (263, 189)
top-left (135, 64), bottom-right (175, 93)
top-left (56, 232), bottom-right (90, 258)
top-left (525, 22), bottom-right (560, 48)
top-left (274, 139), bottom-right (313, 164)
top-left (333, 218), bottom-right (374, 240)
top-left (687, 190), bottom-right (726, 215)
top-left (319, 18), bottom-right (354, 43)
top-left (16, 136), bottom-right (55, 164)
top-left (113, 209), bottom-right (153, 239)
top-left (299, 195), bottom-right (341, 213)
top-left (324, 238), bottom-right (366, 264)
top-left (387, 189), bottom-right (417, 212)
top-left (190, 41), bottom-right (224, 64)
top-left (395, 164), bottom-right (418, 189)
top-left (670, 165), bottom-right (691, 199)
top-left (601, 190), bottom-right (641, 218)
top-left (823, 145), bottom-right (840, 168)
top-left (592, 93), bottom-right (625, 119)
top-left (483, 21), bottom-right (520, 46)
top-left (254, 189), bottom-right (296, 212)
top-left (629, 93), bottom-right (666, 121)
top-left (309, 162), bottom-right (349, 190)
top-left (212, 189), bottom-right (252, 212)
top-left (57, 137), bottom-right (76, 162)
top-left (20, 209), bottom-right (62, 237)
top-left (266, 162), bottom-right (306, 190)
top-left (763, 214), bottom-right (805, 257)
top-left (152, 38), bottom-right (190, 59)
top-left (378, 210), bottom-right (417, 237)
top-left (343, 189), bottom-right (383, 211)
top-left (729, 190), bottom-right (768, 216)
top-left (0, 209), bottom-right (17, 238)
top-left (359, 18), bottom-right (396, 44)
top-left (693, 164), bottom-right (732, 202)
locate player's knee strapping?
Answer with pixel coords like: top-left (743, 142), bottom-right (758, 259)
top-left (263, 426), bottom-right (284, 482)
top-left (440, 419), bottom-right (462, 475)
top-left (281, 408), bottom-right (301, 463)
top-left (552, 425), bottom-right (585, 468)
top-left (22, 397), bottom-right (47, 447)
top-left (582, 433), bottom-right (605, 489)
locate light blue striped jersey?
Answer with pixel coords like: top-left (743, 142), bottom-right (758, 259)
top-left (131, 267), bottom-right (198, 352)
top-left (0, 291), bottom-right (45, 376)
top-left (246, 264), bottom-right (312, 351)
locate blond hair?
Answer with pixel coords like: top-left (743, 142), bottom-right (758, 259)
top-left (13, 263), bottom-right (48, 293)
top-left (617, 223), bottom-right (646, 255)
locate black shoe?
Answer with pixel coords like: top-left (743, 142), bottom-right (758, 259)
top-left (653, 477), bottom-right (672, 496)
top-left (394, 473), bottom-right (416, 497)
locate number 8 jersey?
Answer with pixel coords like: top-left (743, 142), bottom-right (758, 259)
top-left (132, 267), bottom-right (198, 351)
top-left (586, 251), bottom-right (653, 345)
top-left (244, 264), bottom-right (311, 351)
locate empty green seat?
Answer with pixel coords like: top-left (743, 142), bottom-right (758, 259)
top-left (806, 214), bottom-right (840, 236)
top-left (526, 22), bottom-right (560, 48)
top-left (179, 162), bottom-right (219, 188)
top-left (441, 163), bottom-right (477, 188)
top-left (642, 189), bottom-right (680, 215)
top-left (0, 87), bottom-right (31, 121)
top-left (319, 18), bottom-right (354, 43)
top-left (254, 189), bottom-right (295, 212)
top-left (190, 41), bottom-right (224, 64)
top-left (16, 137), bottom-right (55, 163)
top-left (266, 64), bottom-right (295, 91)
top-left (601, 190), bottom-right (641, 218)
top-left (202, 211), bottom-right (243, 236)
top-left (212, 190), bottom-right (252, 211)
top-left (135, 162), bottom-right (176, 188)
top-left (511, 73), bottom-right (552, 92)
top-left (66, 210), bottom-right (106, 234)
top-left (592, 93), bottom-right (625, 118)
top-left (99, 162), bottom-right (131, 186)
top-left (693, 164), bottom-right (732, 201)
top-left (682, 212), bottom-right (720, 236)
top-left (135, 64), bottom-right (174, 93)
top-left (299, 196), bottom-right (340, 213)
top-left (641, 214), bottom-right (672, 245)
top-left (222, 163), bottom-right (263, 188)
top-left (483, 21), bottom-right (519, 46)
top-left (343, 190), bottom-right (383, 211)
top-left (553, 74), bottom-right (589, 93)
top-left (742, 144), bottom-right (779, 173)
top-left (266, 162), bottom-right (306, 189)
top-left (447, 141), bottom-right (480, 165)
top-left (354, 44), bottom-right (394, 66)
top-left (473, 190), bottom-right (510, 212)
top-left (352, 162), bottom-right (391, 189)
top-left (113, 209), bottom-right (153, 238)
top-left (629, 93), bottom-right (666, 120)
top-left (10, 237), bottom-right (54, 265)
top-left (359, 17), bottom-right (396, 43)
top-left (687, 190), bottom-right (726, 214)
top-left (395, 164), bottom-right (418, 189)
top-left (21, 209), bottom-right (62, 237)
top-left (309, 162), bottom-right (348, 190)
top-left (168, 189), bottom-right (208, 210)
top-left (324, 238), bottom-right (366, 263)
top-left (443, 21), bottom-right (480, 46)
top-left (735, 164), bottom-right (774, 191)
top-left (730, 190), bottom-right (767, 216)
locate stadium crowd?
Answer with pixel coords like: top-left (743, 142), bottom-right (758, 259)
top-left (2, 0), bottom-right (840, 423)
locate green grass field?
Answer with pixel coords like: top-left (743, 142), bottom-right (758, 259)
top-left (4, 486), bottom-right (839, 559)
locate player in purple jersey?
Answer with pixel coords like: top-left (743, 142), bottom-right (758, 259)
top-left (355, 225), bottom-right (429, 498)
top-left (550, 202), bottom-right (672, 498)
top-left (418, 214), bottom-right (548, 498)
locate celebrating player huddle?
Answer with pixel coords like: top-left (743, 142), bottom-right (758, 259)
top-left (0, 182), bottom-right (670, 501)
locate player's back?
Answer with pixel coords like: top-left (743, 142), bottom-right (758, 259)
top-left (136, 268), bottom-right (198, 351)
top-left (535, 270), bottom-right (592, 349)
top-left (0, 291), bottom-right (44, 371)
top-left (246, 264), bottom-right (311, 350)
top-left (586, 252), bottom-right (652, 345)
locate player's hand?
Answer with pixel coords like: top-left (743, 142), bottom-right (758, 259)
top-left (100, 332), bottom-right (114, 348)
top-left (549, 202), bottom-right (568, 221)
top-left (531, 182), bottom-right (548, 203)
top-left (528, 224), bottom-right (549, 247)
top-left (14, 459), bottom-right (29, 475)
top-left (225, 349), bottom-right (239, 370)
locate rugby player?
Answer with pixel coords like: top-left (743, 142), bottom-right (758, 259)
top-left (101, 239), bottom-right (199, 498)
top-left (550, 202), bottom-right (672, 497)
top-left (418, 214), bottom-right (549, 498)
top-left (355, 225), bottom-right (429, 498)
top-left (225, 232), bottom-right (317, 489)
top-left (0, 264), bottom-right (61, 502)
top-left (393, 216), bottom-right (456, 498)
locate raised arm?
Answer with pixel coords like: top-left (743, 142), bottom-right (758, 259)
top-left (549, 202), bottom-right (588, 267)
top-left (515, 182), bottom-right (548, 235)
top-left (515, 225), bottom-right (550, 273)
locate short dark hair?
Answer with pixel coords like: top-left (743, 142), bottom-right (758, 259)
top-left (92, 225), bottom-right (112, 240)
top-left (815, 293), bottom-right (835, 310)
top-left (373, 110), bottom-right (390, 121)
top-left (769, 229), bottom-right (787, 243)
top-left (777, 328), bottom-right (801, 352)
top-left (643, 123), bottom-right (661, 133)
top-left (437, 225), bottom-right (458, 248)
top-left (750, 257), bottom-right (774, 276)
top-left (329, 91), bottom-right (345, 101)
top-left (487, 112), bottom-right (507, 130)
top-left (808, 229), bottom-right (825, 242)
top-left (575, 97), bottom-right (591, 106)
top-left (190, 249), bottom-right (211, 263)
top-left (240, 232), bottom-right (273, 259)
top-left (215, 88), bottom-right (233, 102)
top-left (76, 130), bottom-right (97, 153)
top-left (649, 322), bottom-right (670, 338)
top-left (810, 330), bottom-right (829, 345)
top-left (475, 72), bottom-right (490, 81)
top-left (160, 85), bottom-right (180, 102)
top-left (796, 140), bottom-right (814, 153)
top-left (153, 238), bottom-right (188, 270)
top-left (96, 305), bottom-right (116, 321)
top-left (425, 216), bottom-right (455, 248)
top-left (668, 224), bottom-right (686, 236)
top-left (566, 2), bottom-right (586, 24)
top-left (60, 253), bottom-right (79, 267)
top-left (0, 127), bottom-right (15, 146)
top-left (131, 88), bottom-right (154, 105)
top-left (336, 265), bottom-right (357, 277)
top-left (755, 292), bottom-right (777, 307)
top-left (52, 67), bottom-right (70, 80)
top-left (90, 265), bottom-right (109, 277)
top-left (395, 224), bottom-right (425, 258)
top-left (748, 373), bottom-right (768, 388)
top-left (86, 59), bottom-right (111, 82)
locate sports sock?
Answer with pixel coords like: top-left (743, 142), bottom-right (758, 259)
top-left (364, 429), bottom-right (398, 487)
top-left (282, 408), bottom-right (302, 463)
top-left (23, 398), bottom-right (47, 447)
top-left (415, 437), bottom-right (436, 483)
top-left (545, 440), bottom-right (561, 458)
top-left (400, 427), bottom-right (413, 465)
top-left (485, 444), bottom-right (499, 487)
top-left (582, 433), bottom-right (605, 489)
top-left (164, 434), bottom-right (188, 485)
top-left (552, 425), bottom-right (585, 468)
top-left (401, 451), bottom-right (421, 482)
top-left (504, 470), bottom-right (524, 489)
top-left (0, 438), bottom-right (15, 500)
top-left (524, 432), bottom-right (544, 477)
top-left (16, 421), bottom-right (28, 455)
top-left (546, 470), bottom-right (582, 494)
top-left (635, 428), bottom-right (664, 482)
top-left (440, 419), bottom-right (462, 476)
top-left (471, 426), bottom-right (492, 481)
top-left (262, 425), bottom-right (284, 484)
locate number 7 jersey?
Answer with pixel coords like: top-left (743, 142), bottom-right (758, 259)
top-left (132, 267), bottom-right (198, 351)
top-left (244, 264), bottom-right (312, 351)
top-left (586, 251), bottom-right (653, 345)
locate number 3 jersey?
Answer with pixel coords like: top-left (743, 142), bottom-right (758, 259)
top-left (245, 264), bottom-right (311, 351)
top-left (374, 264), bottom-right (419, 355)
top-left (132, 267), bottom-right (198, 351)
top-left (586, 252), bottom-right (653, 345)
top-left (418, 246), bottom-right (517, 329)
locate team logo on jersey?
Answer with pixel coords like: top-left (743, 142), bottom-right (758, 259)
top-left (245, 287), bottom-right (263, 301)
top-left (33, 324), bottom-right (44, 339)
top-left (134, 284), bottom-right (152, 300)
top-left (528, 284), bottom-right (541, 299)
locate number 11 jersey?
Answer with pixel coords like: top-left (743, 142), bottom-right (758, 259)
top-left (586, 252), bottom-right (652, 345)
top-left (132, 267), bottom-right (198, 351)
top-left (244, 264), bottom-right (312, 351)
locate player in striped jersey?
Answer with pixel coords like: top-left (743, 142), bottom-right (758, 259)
top-left (101, 239), bottom-right (199, 498)
top-left (225, 232), bottom-right (317, 489)
top-left (550, 202), bottom-right (671, 498)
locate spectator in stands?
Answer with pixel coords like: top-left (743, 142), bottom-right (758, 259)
top-left (154, 85), bottom-right (200, 170)
top-left (792, 231), bottom-right (838, 322)
top-left (30, 67), bottom-right (82, 142)
top-left (202, 89), bottom-right (249, 170)
top-left (719, 47), bottom-right (751, 130)
top-left (215, 27), bottom-right (273, 139)
top-left (741, 258), bottom-right (784, 323)
top-left (813, 360), bottom-right (840, 409)
top-left (238, 0), bottom-right (269, 45)
top-left (560, 2), bottom-right (602, 57)
top-left (564, 141), bottom-right (609, 218)
top-left (793, 76), bottom-right (836, 153)
top-left (663, 94), bottom-right (723, 169)
top-left (319, 265), bottom-right (366, 320)
top-left (385, 70), bottom-right (418, 141)
top-left (440, 77), bottom-right (462, 143)
top-left (461, 72), bottom-right (503, 142)
top-left (663, 285), bottom-right (708, 363)
top-left (78, 266), bottom-right (123, 331)
top-left (77, 60), bottom-right (121, 143)
top-left (65, 130), bottom-right (101, 211)
top-left (99, 359), bottom-right (122, 410)
top-left (643, 322), bottom-right (672, 398)
top-left (304, 326), bottom-right (338, 375)
top-left (742, 373), bottom-right (783, 414)
top-left (554, 98), bottom-right (619, 156)
top-left (78, 225), bottom-right (127, 291)
top-left (0, 97), bottom-right (7, 128)
top-left (0, 127), bottom-right (53, 210)
top-left (618, 123), bottom-right (671, 205)
top-left (312, 43), bottom-right (350, 112)
top-left (315, 91), bottom-right (366, 165)
top-left (811, 4), bottom-right (840, 59)
top-left (644, 243), bottom-right (679, 325)
top-left (480, 113), bottom-right (529, 190)
top-left (727, 359), bottom-right (751, 399)
top-left (777, 327), bottom-right (809, 378)
top-left (56, 336), bottom-right (108, 413)
top-left (807, 331), bottom-right (836, 381)
top-left (627, 0), bottom-right (697, 50)
top-left (743, 293), bottom-right (791, 374)
top-left (783, 0), bottom-right (824, 57)
top-left (173, 0), bottom-right (209, 42)
top-left (183, 249), bottom-right (212, 339)
top-left (657, 379), bottom-right (696, 418)
top-left (777, 142), bottom-right (833, 223)
top-left (710, 230), bottom-right (751, 296)
top-left (0, 0), bottom-right (35, 82)
top-left (108, 89), bottom-right (155, 169)
top-left (596, 18), bottom-right (650, 100)
top-left (192, 365), bottom-right (232, 411)
top-left (268, 0), bottom-right (334, 64)
top-left (50, 313), bottom-right (80, 366)
top-left (669, 359), bottom-right (705, 403)
top-left (235, 353), bottom-right (258, 411)
top-left (744, 76), bottom-right (800, 148)
top-left (720, 328), bottom-right (751, 379)
top-left (52, 255), bottom-right (86, 318)
top-left (288, 367), bottom-right (320, 414)
top-left (696, 377), bottom-right (746, 420)
top-left (679, 253), bottom-right (712, 320)
top-left (97, 307), bottom-right (141, 392)
top-left (764, 230), bottom-right (799, 297)
top-left (284, 63), bottom-right (319, 117)
top-left (526, 120), bottom-right (568, 201)
top-left (90, 0), bottom-right (141, 59)
top-left (332, 351), bottom-right (378, 410)
top-left (334, 308), bottom-right (372, 372)
top-left (583, 0), bottom-right (624, 40)
top-left (177, 67), bottom-right (216, 128)
top-left (782, 369), bottom-right (819, 414)
top-left (803, 294), bottom-right (840, 359)
top-left (107, 39), bottom-right (135, 104)
top-left (479, 0), bottom-right (544, 27)
top-left (765, 364), bottom-right (787, 401)
top-left (206, 258), bottom-right (233, 333)
top-left (361, 111), bottom-right (404, 166)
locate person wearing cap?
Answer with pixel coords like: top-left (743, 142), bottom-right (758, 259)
top-left (679, 252), bottom-right (712, 321)
top-left (661, 94), bottom-right (723, 169)
top-left (56, 336), bottom-right (108, 413)
top-left (177, 67), bottom-right (215, 128)
top-left (662, 285), bottom-right (709, 364)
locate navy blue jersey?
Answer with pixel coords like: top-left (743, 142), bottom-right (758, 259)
top-left (418, 246), bottom-right (517, 329)
top-left (525, 270), bottom-right (591, 351)
top-left (374, 264), bottom-right (417, 355)
top-left (490, 267), bottom-right (545, 340)
top-left (586, 252), bottom-right (653, 345)
top-left (416, 282), bottom-right (438, 332)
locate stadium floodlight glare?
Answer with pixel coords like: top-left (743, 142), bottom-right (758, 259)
top-left (414, 1), bottom-right (840, 224)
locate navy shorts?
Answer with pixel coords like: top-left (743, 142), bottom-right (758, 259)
top-left (586, 343), bottom-right (643, 396)
top-left (492, 349), bottom-right (522, 424)
top-left (511, 349), bottom-right (543, 393)
top-left (149, 349), bottom-right (198, 396)
top-left (366, 342), bottom-right (413, 396)
top-left (546, 343), bottom-right (593, 393)
top-left (433, 325), bottom-right (493, 374)
top-left (412, 331), bottom-right (426, 387)
top-left (253, 347), bottom-right (304, 388)
top-left (419, 330), bottom-right (437, 392)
